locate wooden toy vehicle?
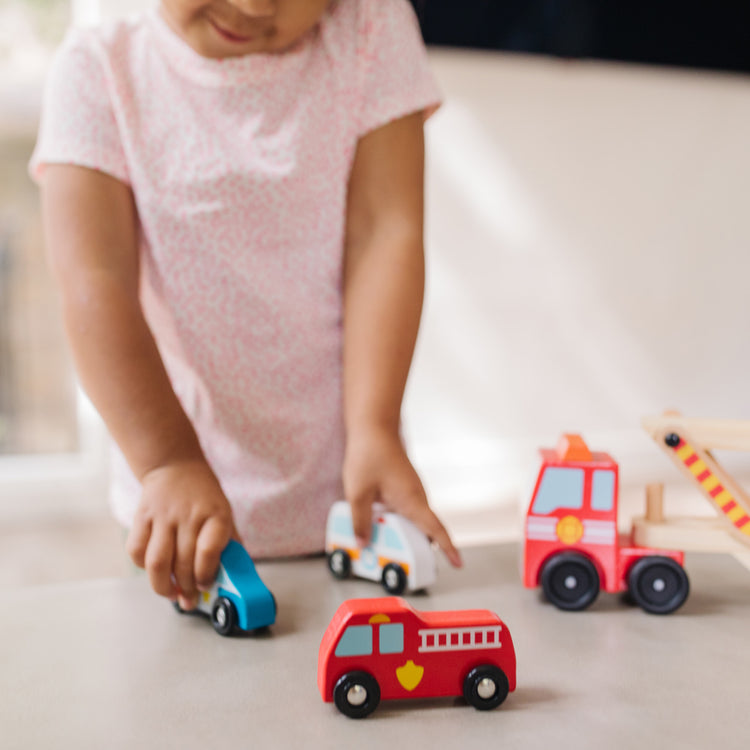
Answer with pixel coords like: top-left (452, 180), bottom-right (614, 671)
top-left (522, 434), bottom-right (689, 614)
top-left (325, 501), bottom-right (436, 594)
top-left (636, 415), bottom-right (750, 573)
top-left (318, 597), bottom-right (516, 719)
top-left (175, 540), bottom-right (276, 636)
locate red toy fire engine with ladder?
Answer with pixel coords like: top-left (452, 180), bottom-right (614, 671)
top-left (318, 597), bottom-right (516, 718)
top-left (522, 433), bottom-right (689, 614)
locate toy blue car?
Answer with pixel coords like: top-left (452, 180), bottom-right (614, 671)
top-left (176, 540), bottom-right (276, 636)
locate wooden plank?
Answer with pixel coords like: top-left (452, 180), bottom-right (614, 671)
top-left (632, 515), bottom-right (750, 554)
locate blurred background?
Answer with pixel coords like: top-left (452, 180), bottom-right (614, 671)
top-left (1, 0), bottom-right (749, 585)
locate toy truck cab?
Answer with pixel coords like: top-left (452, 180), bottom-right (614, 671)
top-left (325, 501), bottom-right (436, 594)
top-left (318, 597), bottom-right (516, 718)
top-left (523, 434), bottom-right (689, 614)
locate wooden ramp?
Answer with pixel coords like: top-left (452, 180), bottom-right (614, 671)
top-left (639, 415), bottom-right (750, 569)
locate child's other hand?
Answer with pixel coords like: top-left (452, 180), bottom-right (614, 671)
top-left (343, 429), bottom-right (463, 568)
top-left (125, 459), bottom-right (238, 610)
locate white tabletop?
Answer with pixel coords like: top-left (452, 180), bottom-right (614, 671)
top-left (1, 542), bottom-right (748, 750)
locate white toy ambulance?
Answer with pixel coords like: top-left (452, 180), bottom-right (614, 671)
top-left (325, 501), bottom-right (437, 594)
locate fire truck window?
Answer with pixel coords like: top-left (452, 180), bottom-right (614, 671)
top-left (591, 470), bottom-right (615, 511)
top-left (383, 527), bottom-right (403, 550)
top-left (379, 623), bottom-right (404, 654)
top-left (532, 467), bottom-right (584, 514)
top-left (335, 626), bottom-right (373, 657)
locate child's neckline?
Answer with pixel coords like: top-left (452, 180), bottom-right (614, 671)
top-left (147, 9), bottom-right (315, 87)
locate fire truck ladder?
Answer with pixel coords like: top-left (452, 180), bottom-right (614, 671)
top-left (635, 415), bottom-right (750, 572)
top-left (418, 626), bottom-right (504, 653)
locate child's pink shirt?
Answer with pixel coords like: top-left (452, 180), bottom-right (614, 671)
top-left (30, 0), bottom-right (440, 557)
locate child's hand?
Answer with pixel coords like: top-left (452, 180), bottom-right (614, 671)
top-left (343, 428), bottom-right (463, 568)
top-left (125, 459), bottom-right (238, 610)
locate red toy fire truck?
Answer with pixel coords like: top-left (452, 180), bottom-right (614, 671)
top-left (318, 597), bottom-right (516, 718)
top-left (522, 434), bottom-right (690, 614)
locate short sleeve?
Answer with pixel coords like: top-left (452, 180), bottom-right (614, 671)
top-left (29, 29), bottom-right (129, 184)
top-left (355, 0), bottom-right (442, 137)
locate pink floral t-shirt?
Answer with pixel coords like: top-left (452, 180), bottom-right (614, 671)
top-left (30, 0), bottom-right (440, 557)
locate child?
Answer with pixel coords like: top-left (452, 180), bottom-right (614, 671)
top-left (31, 0), bottom-right (462, 611)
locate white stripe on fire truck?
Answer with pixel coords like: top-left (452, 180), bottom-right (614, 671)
top-left (526, 517), bottom-right (558, 541)
top-left (526, 517), bottom-right (557, 530)
top-left (581, 523), bottom-right (616, 544)
top-left (526, 516), bottom-right (615, 543)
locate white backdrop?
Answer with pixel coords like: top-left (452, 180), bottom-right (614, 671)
top-left (406, 49), bottom-right (750, 528)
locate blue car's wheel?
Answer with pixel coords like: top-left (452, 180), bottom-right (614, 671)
top-left (211, 597), bottom-right (237, 636)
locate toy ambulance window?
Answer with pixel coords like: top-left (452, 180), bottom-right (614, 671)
top-left (591, 470), bottom-right (615, 511)
top-left (335, 626), bottom-right (373, 657)
top-left (331, 514), bottom-right (353, 537)
top-left (382, 527), bottom-right (403, 550)
top-left (379, 623), bottom-right (404, 654)
top-left (532, 467), bottom-right (584, 514)
top-left (371, 524), bottom-right (381, 545)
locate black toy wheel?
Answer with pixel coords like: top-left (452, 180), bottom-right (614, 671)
top-left (333, 671), bottom-right (381, 719)
top-left (211, 597), bottom-right (237, 636)
top-left (381, 563), bottom-right (407, 594)
top-left (463, 665), bottom-right (510, 711)
top-left (627, 556), bottom-right (689, 614)
top-left (327, 549), bottom-right (352, 580)
top-left (541, 552), bottom-right (600, 611)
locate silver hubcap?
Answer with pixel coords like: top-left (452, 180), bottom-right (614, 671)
top-left (652, 578), bottom-right (666, 593)
top-left (347, 685), bottom-right (367, 706)
top-left (564, 575), bottom-right (578, 590)
top-left (385, 570), bottom-right (398, 588)
top-left (477, 677), bottom-right (497, 700)
top-left (215, 606), bottom-right (227, 627)
top-left (331, 554), bottom-right (344, 574)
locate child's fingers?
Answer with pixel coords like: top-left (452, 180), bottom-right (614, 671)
top-left (174, 526), bottom-right (198, 609)
top-left (349, 489), bottom-right (377, 547)
top-left (125, 516), bottom-right (151, 569)
top-left (194, 517), bottom-right (232, 591)
top-left (401, 501), bottom-right (463, 569)
top-left (144, 524), bottom-right (178, 599)
top-left (424, 514), bottom-right (463, 568)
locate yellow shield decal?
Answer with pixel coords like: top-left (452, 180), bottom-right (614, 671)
top-left (396, 660), bottom-right (424, 691)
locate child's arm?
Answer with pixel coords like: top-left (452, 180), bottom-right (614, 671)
top-left (41, 165), bottom-right (236, 608)
top-left (343, 111), bottom-right (462, 568)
